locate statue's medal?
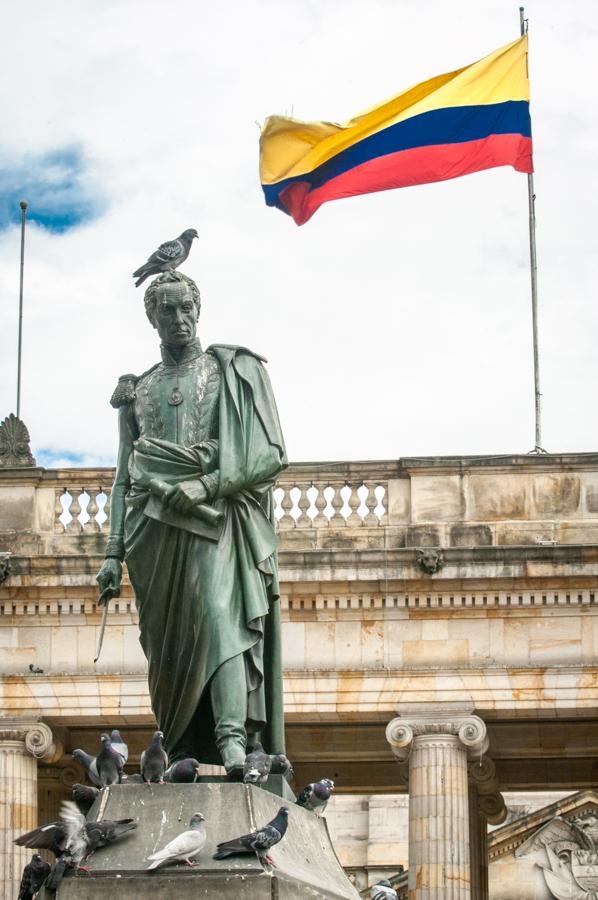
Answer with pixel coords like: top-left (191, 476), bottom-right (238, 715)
top-left (168, 388), bottom-right (183, 406)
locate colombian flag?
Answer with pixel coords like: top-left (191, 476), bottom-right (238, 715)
top-left (260, 36), bottom-right (532, 225)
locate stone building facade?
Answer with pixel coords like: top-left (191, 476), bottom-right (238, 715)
top-left (1, 446), bottom-right (597, 897)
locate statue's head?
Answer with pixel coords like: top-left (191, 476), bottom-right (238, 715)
top-left (143, 271), bottom-right (201, 346)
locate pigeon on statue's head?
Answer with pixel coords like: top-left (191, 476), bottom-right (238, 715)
top-left (132, 228), bottom-right (198, 287)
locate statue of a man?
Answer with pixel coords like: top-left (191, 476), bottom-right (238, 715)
top-left (96, 271), bottom-right (287, 774)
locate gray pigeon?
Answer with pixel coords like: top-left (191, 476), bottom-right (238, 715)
top-left (269, 752), bottom-right (294, 782)
top-left (295, 778), bottom-right (334, 815)
top-left (140, 730), bottom-right (168, 783)
top-left (146, 813), bottom-right (206, 869)
top-left (43, 800), bottom-right (136, 891)
top-left (110, 729), bottom-right (128, 765)
top-left (17, 853), bottom-right (51, 900)
top-left (213, 806), bottom-right (288, 866)
top-left (132, 228), bottom-right (198, 287)
top-left (371, 880), bottom-right (398, 900)
top-left (164, 758), bottom-right (201, 783)
top-left (96, 733), bottom-right (124, 786)
top-left (243, 742), bottom-right (272, 784)
top-left (72, 748), bottom-right (102, 788)
top-left (72, 783), bottom-right (99, 816)
top-left (44, 801), bottom-right (89, 891)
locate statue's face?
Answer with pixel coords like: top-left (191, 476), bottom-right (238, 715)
top-left (152, 282), bottom-right (198, 346)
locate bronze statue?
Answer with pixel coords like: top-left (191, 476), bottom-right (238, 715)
top-left (96, 271), bottom-right (287, 774)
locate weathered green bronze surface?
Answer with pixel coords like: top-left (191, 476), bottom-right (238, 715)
top-left (96, 271), bottom-right (287, 771)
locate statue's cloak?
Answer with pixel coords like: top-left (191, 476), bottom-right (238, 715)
top-left (124, 345), bottom-right (287, 763)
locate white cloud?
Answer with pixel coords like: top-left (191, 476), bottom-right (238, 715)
top-left (0, 0), bottom-right (597, 464)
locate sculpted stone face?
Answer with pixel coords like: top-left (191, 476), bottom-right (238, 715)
top-left (151, 281), bottom-right (198, 346)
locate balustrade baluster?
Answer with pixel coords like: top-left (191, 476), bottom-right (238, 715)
top-left (277, 486), bottom-right (294, 529)
top-left (103, 489), bottom-right (111, 530)
top-left (312, 483), bottom-right (328, 527)
top-left (329, 484), bottom-right (345, 525)
top-left (84, 489), bottom-right (100, 532)
top-left (346, 483), bottom-right (361, 526)
top-left (54, 490), bottom-right (66, 532)
top-left (295, 484), bottom-right (311, 528)
top-left (363, 482), bottom-right (379, 525)
top-left (67, 491), bottom-right (83, 533)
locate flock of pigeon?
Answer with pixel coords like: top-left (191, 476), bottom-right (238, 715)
top-left (15, 728), bottom-right (337, 898)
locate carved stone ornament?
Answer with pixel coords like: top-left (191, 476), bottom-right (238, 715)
top-left (386, 713), bottom-right (489, 762)
top-left (0, 553), bottom-right (10, 585)
top-left (0, 720), bottom-right (58, 762)
top-left (416, 547), bottom-right (444, 574)
top-left (0, 414), bottom-right (36, 467)
top-left (515, 813), bottom-right (598, 899)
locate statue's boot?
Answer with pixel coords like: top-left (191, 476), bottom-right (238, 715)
top-left (211, 654), bottom-right (247, 778)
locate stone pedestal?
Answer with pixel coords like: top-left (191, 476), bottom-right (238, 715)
top-left (386, 707), bottom-right (489, 900)
top-left (0, 720), bottom-right (57, 898)
top-left (48, 782), bottom-right (360, 899)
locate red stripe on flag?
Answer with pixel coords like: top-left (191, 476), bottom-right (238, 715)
top-left (279, 133), bottom-right (533, 225)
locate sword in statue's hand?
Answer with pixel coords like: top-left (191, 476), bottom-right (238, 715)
top-left (94, 586), bottom-right (117, 663)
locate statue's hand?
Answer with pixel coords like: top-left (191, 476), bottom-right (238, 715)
top-left (162, 480), bottom-right (208, 514)
top-left (96, 558), bottom-right (122, 602)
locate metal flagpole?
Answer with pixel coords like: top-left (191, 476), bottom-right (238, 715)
top-left (519, 7), bottom-right (545, 453)
top-left (16, 199), bottom-right (28, 419)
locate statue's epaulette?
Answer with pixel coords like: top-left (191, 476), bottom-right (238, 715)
top-left (110, 363), bottom-right (161, 408)
top-left (110, 373), bottom-right (138, 408)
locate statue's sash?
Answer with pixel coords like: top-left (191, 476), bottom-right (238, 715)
top-left (129, 437), bottom-right (224, 541)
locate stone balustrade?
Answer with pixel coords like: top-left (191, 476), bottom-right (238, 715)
top-left (2, 453), bottom-right (598, 559)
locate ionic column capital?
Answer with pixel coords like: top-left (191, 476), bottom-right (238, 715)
top-left (468, 756), bottom-right (507, 825)
top-left (0, 719), bottom-right (61, 763)
top-left (386, 712), bottom-right (489, 762)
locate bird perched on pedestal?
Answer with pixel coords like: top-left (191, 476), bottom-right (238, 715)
top-left (132, 228), bottom-right (199, 287)
top-left (146, 813), bottom-right (206, 869)
top-left (269, 752), bottom-right (294, 782)
top-left (213, 806), bottom-right (288, 866)
top-left (164, 757), bottom-right (201, 783)
top-left (295, 777), bottom-right (335, 815)
top-left (243, 742), bottom-right (272, 785)
top-left (72, 733), bottom-right (124, 788)
top-left (72, 783), bottom-right (99, 816)
top-left (371, 879), bottom-right (399, 900)
top-left (17, 853), bottom-right (51, 900)
top-left (140, 730), bottom-right (168, 783)
top-left (17, 800), bottom-right (136, 892)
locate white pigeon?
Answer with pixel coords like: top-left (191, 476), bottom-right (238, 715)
top-left (146, 813), bottom-right (206, 869)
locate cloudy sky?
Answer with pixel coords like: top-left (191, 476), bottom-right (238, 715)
top-left (0, 0), bottom-right (596, 467)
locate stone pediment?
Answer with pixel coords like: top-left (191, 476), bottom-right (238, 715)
top-left (490, 791), bottom-right (598, 862)
top-left (490, 791), bottom-right (598, 900)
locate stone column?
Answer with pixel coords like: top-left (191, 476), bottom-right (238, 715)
top-left (386, 707), bottom-right (489, 900)
top-left (468, 758), bottom-right (507, 900)
top-left (0, 721), bottom-right (58, 899)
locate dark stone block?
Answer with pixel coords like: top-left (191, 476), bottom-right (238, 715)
top-left (449, 524), bottom-right (493, 547)
top-left (405, 526), bottom-right (440, 548)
